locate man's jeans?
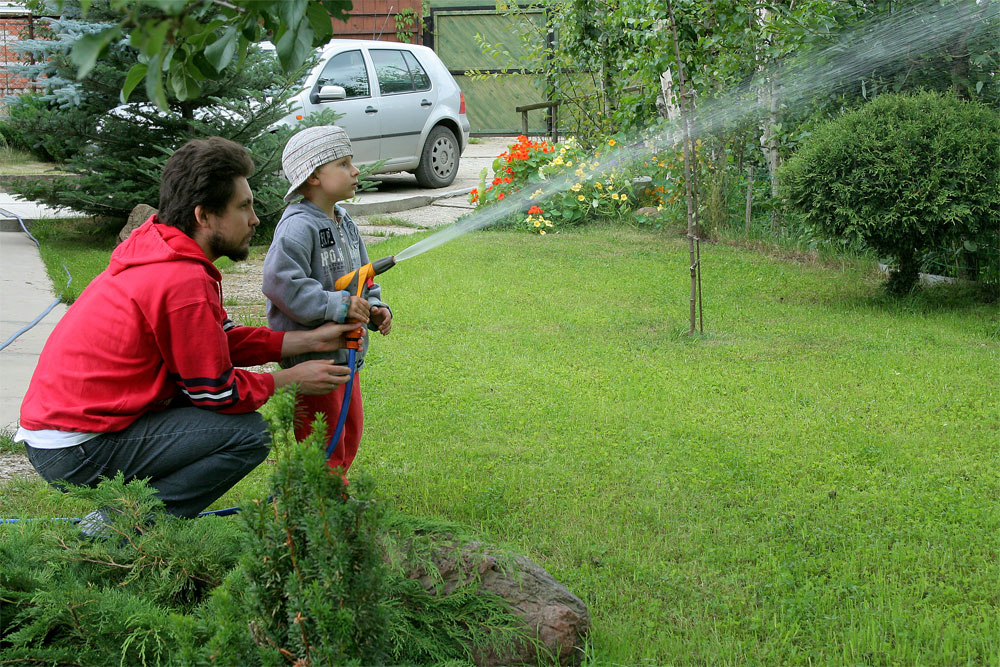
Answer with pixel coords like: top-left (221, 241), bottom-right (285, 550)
top-left (26, 408), bottom-right (270, 518)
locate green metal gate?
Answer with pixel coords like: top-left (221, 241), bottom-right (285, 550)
top-left (424, 4), bottom-right (549, 135)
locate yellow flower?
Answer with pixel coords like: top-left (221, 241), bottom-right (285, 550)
top-left (659, 161), bottom-right (666, 168)
top-left (545, 220), bottom-right (553, 227)
top-left (566, 160), bottom-right (573, 167)
top-left (533, 219), bottom-right (541, 227)
top-left (595, 182), bottom-right (603, 189)
top-left (611, 193), bottom-right (620, 200)
top-left (608, 139), bottom-right (617, 146)
top-left (530, 188), bottom-right (543, 199)
top-left (571, 183), bottom-right (582, 192)
top-left (539, 229), bottom-right (546, 235)
top-left (657, 205), bottom-right (663, 211)
top-left (577, 195), bottom-right (585, 201)
top-left (575, 167), bottom-right (585, 177)
top-left (553, 157), bottom-right (564, 166)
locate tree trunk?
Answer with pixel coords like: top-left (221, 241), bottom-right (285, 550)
top-left (759, 70), bottom-right (781, 229)
top-left (665, 0), bottom-right (700, 335)
top-left (658, 68), bottom-right (681, 121)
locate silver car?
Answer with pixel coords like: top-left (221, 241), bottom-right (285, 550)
top-left (274, 40), bottom-right (471, 188)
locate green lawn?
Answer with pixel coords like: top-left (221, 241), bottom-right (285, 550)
top-left (361, 227), bottom-right (998, 665)
top-left (4, 224), bottom-right (997, 664)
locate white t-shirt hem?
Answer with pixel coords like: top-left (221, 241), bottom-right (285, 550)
top-left (15, 426), bottom-right (101, 449)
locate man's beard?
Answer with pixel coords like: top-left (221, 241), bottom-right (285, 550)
top-left (209, 230), bottom-right (250, 262)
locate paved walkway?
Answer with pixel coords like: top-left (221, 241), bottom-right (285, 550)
top-left (0, 137), bottom-right (509, 432)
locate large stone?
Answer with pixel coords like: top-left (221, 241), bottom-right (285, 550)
top-left (118, 204), bottom-right (157, 245)
top-left (411, 541), bottom-right (590, 666)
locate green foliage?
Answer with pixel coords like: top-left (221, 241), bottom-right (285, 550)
top-left (779, 91), bottom-right (1000, 293)
top-left (218, 411), bottom-right (393, 664)
top-left (0, 476), bottom-right (246, 665)
top-left (394, 7), bottom-right (418, 43)
top-left (57, 0), bottom-right (353, 110)
top-left (1, 390), bottom-right (531, 664)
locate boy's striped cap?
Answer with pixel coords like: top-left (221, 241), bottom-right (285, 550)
top-left (281, 125), bottom-right (353, 202)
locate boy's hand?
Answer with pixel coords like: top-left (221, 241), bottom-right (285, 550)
top-left (347, 296), bottom-right (370, 324)
top-left (370, 306), bottom-right (392, 335)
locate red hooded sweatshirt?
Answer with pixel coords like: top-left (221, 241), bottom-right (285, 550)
top-left (19, 217), bottom-right (284, 433)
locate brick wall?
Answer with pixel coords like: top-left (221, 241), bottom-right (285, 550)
top-left (0, 7), bottom-right (35, 97)
top-left (334, 0), bottom-right (423, 43)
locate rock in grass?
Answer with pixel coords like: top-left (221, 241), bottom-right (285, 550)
top-left (118, 204), bottom-right (157, 244)
top-left (412, 540), bottom-right (590, 666)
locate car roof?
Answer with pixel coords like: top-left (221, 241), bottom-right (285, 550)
top-left (320, 39), bottom-right (434, 57)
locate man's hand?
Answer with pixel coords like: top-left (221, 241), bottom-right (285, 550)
top-left (281, 322), bottom-right (356, 358)
top-left (347, 296), bottom-right (370, 324)
top-left (370, 306), bottom-right (392, 335)
top-left (273, 359), bottom-right (351, 395)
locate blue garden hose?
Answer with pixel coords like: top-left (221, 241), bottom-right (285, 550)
top-left (2, 505), bottom-right (245, 524)
top-left (326, 347), bottom-right (357, 460)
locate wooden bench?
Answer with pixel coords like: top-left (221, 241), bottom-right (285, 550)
top-left (514, 100), bottom-right (560, 143)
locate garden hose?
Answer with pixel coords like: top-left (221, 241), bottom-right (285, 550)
top-left (0, 206), bottom-right (71, 352)
top-left (326, 346), bottom-right (356, 460)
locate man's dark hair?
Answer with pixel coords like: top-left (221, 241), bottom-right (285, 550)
top-left (158, 137), bottom-right (255, 236)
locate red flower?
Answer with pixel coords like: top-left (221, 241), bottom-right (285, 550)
top-left (517, 135), bottom-right (528, 143)
top-left (497, 192), bottom-right (505, 201)
top-left (528, 205), bottom-right (543, 215)
top-left (492, 177), bottom-right (502, 186)
top-left (502, 177), bottom-right (513, 184)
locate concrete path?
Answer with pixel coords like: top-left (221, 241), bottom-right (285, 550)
top-left (0, 231), bottom-right (67, 432)
top-left (0, 137), bottom-right (510, 433)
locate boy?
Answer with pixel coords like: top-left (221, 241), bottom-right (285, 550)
top-left (263, 126), bottom-right (392, 476)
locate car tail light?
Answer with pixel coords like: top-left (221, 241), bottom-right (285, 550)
top-left (459, 92), bottom-right (466, 115)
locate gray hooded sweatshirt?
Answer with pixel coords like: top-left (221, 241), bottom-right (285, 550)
top-left (263, 199), bottom-right (389, 370)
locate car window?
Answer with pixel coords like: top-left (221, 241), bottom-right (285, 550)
top-left (316, 50), bottom-right (370, 98)
top-left (371, 49), bottom-right (417, 95)
top-left (402, 51), bottom-right (431, 91)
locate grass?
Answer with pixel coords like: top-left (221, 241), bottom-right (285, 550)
top-left (3, 223), bottom-right (997, 664)
top-left (0, 145), bottom-right (66, 175)
top-left (0, 428), bottom-right (18, 454)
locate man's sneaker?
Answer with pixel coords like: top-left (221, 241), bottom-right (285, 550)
top-left (77, 508), bottom-right (116, 539)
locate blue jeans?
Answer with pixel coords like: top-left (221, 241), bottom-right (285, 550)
top-left (26, 407), bottom-right (270, 518)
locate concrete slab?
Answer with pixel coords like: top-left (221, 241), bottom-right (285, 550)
top-left (343, 136), bottom-right (507, 217)
top-left (0, 232), bottom-right (67, 432)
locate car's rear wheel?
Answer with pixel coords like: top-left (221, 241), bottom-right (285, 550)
top-left (414, 126), bottom-right (459, 188)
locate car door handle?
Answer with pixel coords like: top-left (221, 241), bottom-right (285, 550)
top-left (420, 99), bottom-right (432, 107)
top-left (365, 106), bottom-right (378, 114)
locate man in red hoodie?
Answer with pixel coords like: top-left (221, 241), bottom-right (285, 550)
top-left (16, 137), bottom-right (355, 519)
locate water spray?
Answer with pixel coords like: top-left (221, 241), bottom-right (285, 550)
top-left (390, 0), bottom-right (997, 266)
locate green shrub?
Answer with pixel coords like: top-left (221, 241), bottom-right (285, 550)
top-left (1, 389), bottom-right (529, 664)
top-left (779, 91), bottom-right (1000, 293)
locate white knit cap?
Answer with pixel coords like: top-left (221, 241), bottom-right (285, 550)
top-left (281, 125), bottom-right (353, 202)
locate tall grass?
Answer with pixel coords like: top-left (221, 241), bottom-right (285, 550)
top-left (7, 224), bottom-right (997, 664)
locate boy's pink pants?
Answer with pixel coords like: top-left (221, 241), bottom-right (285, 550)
top-left (293, 372), bottom-right (363, 475)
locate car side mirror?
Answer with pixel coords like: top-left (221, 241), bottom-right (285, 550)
top-left (317, 85), bottom-right (347, 101)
